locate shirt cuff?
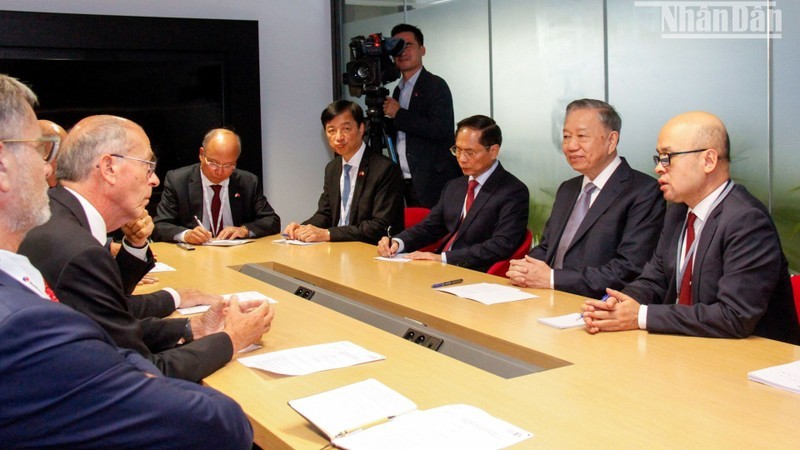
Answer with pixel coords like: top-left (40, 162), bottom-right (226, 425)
top-left (638, 304), bottom-right (648, 330)
top-left (122, 239), bottom-right (149, 261)
top-left (549, 269), bottom-right (555, 289)
top-left (162, 287), bottom-right (181, 309)
top-left (441, 252), bottom-right (448, 264)
top-left (175, 230), bottom-right (188, 243)
top-left (394, 238), bottom-right (405, 253)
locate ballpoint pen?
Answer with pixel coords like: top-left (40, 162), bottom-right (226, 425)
top-left (431, 279), bottom-right (463, 288)
top-left (578, 293), bottom-right (610, 319)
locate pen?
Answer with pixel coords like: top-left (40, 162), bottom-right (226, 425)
top-left (193, 215), bottom-right (206, 230)
top-left (579, 294), bottom-right (610, 319)
top-left (386, 225), bottom-right (392, 240)
top-left (431, 279), bottom-right (463, 288)
top-left (334, 415), bottom-right (395, 439)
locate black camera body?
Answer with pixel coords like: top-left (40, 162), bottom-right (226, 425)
top-left (343, 33), bottom-right (404, 98)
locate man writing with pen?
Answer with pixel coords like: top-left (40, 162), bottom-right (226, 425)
top-left (377, 115), bottom-right (529, 272)
top-left (153, 128), bottom-right (281, 244)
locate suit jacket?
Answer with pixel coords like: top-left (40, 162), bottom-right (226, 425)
top-left (623, 184), bottom-right (800, 345)
top-left (19, 186), bottom-right (234, 382)
top-left (530, 158), bottom-right (665, 298)
top-left (153, 163), bottom-right (280, 241)
top-left (390, 67), bottom-right (462, 207)
top-left (303, 150), bottom-right (405, 244)
top-left (396, 162), bottom-right (529, 272)
top-left (0, 270), bottom-right (253, 449)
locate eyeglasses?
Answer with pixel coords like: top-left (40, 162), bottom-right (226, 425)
top-left (202, 155), bottom-right (236, 170)
top-left (450, 145), bottom-right (491, 158)
top-left (1, 135), bottom-right (61, 163)
top-left (110, 153), bottom-right (157, 178)
top-left (653, 148), bottom-right (708, 168)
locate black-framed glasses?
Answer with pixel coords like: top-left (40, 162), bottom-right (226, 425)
top-left (450, 145), bottom-right (491, 158)
top-left (653, 148), bottom-right (708, 167)
top-left (202, 155), bottom-right (236, 170)
top-left (1, 135), bottom-right (61, 163)
top-left (110, 153), bottom-right (157, 178)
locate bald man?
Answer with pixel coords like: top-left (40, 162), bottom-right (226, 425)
top-left (38, 119), bottom-right (67, 187)
top-left (153, 128), bottom-right (280, 243)
top-left (582, 112), bottom-right (800, 345)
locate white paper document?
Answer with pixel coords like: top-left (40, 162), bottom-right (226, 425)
top-left (537, 313), bottom-right (586, 329)
top-left (435, 282), bottom-right (537, 305)
top-left (748, 360), bottom-right (800, 395)
top-left (148, 261), bottom-right (176, 273)
top-left (237, 341), bottom-right (384, 376)
top-left (176, 291), bottom-right (278, 315)
top-left (273, 239), bottom-right (322, 246)
top-left (374, 253), bottom-right (411, 262)
top-left (202, 239), bottom-right (254, 247)
top-left (288, 378), bottom-right (532, 449)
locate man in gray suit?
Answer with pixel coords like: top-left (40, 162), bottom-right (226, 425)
top-left (582, 111), bottom-right (800, 345)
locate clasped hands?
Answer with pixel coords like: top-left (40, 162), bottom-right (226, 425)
top-left (283, 223), bottom-right (330, 242)
top-left (185, 225), bottom-right (249, 245)
top-left (187, 293), bottom-right (275, 353)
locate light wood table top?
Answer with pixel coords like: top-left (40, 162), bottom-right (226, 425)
top-left (141, 237), bottom-right (800, 449)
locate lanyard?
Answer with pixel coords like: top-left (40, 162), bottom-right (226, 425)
top-left (674, 180), bottom-right (735, 298)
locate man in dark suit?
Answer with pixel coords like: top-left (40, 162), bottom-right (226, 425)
top-left (378, 115), bottom-right (529, 272)
top-left (507, 99), bottom-right (664, 298)
top-left (20, 115), bottom-right (275, 382)
top-left (283, 100), bottom-right (404, 244)
top-left (0, 74), bottom-right (253, 448)
top-left (153, 128), bottom-right (280, 243)
top-left (582, 112), bottom-right (800, 345)
top-left (383, 23), bottom-right (461, 208)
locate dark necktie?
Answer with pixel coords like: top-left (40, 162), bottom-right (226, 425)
top-left (678, 212), bottom-right (697, 306)
top-left (443, 179), bottom-right (479, 252)
top-left (210, 184), bottom-right (222, 237)
top-left (553, 182), bottom-right (597, 269)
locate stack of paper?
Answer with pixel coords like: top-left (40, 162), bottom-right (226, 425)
top-left (748, 360), bottom-right (800, 395)
top-left (237, 341), bottom-right (384, 376)
top-left (435, 282), bottom-right (537, 305)
top-left (537, 313), bottom-right (585, 329)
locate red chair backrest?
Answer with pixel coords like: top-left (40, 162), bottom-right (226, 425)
top-left (403, 207), bottom-right (440, 252)
top-left (791, 275), bottom-right (800, 324)
top-left (487, 230), bottom-right (533, 277)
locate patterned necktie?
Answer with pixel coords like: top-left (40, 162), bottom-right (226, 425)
top-left (210, 184), bottom-right (222, 237)
top-left (553, 182), bottom-right (597, 269)
top-left (678, 212), bottom-right (697, 306)
top-left (342, 164), bottom-right (353, 225)
top-left (443, 179), bottom-right (479, 252)
top-left (44, 280), bottom-right (59, 302)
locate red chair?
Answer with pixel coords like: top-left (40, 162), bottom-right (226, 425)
top-left (487, 230), bottom-right (533, 277)
top-left (403, 207), bottom-right (441, 252)
top-left (791, 274), bottom-right (800, 324)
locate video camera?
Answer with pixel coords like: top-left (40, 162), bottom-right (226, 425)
top-left (342, 33), bottom-right (405, 98)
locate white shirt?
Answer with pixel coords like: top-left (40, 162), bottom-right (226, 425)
top-left (395, 67), bottom-right (422, 180)
top-left (0, 249), bottom-right (50, 300)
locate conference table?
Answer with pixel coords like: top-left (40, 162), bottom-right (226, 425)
top-left (140, 236), bottom-right (800, 449)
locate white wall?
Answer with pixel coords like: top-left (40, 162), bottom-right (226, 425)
top-left (0, 0), bottom-right (333, 223)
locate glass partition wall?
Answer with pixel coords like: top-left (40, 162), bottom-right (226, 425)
top-left (335, 0), bottom-right (799, 271)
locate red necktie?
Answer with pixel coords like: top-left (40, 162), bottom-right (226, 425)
top-left (678, 212), bottom-right (697, 306)
top-left (210, 184), bottom-right (222, 237)
top-left (443, 180), bottom-right (479, 252)
top-left (44, 280), bottom-right (59, 302)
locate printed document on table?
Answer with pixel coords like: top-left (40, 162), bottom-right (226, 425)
top-left (435, 282), bottom-right (537, 304)
top-left (334, 403), bottom-right (533, 450)
top-left (238, 341), bottom-right (385, 376)
top-left (202, 239), bottom-right (255, 246)
top-left (537, 313), bottom-right (585, 329)
top-left (176, 291), bottom-right (278, 315)
top-left (273, 239), bottom-right (322, 246)
top-left (148, 261), bottom-right (176, 273)
top-left (374, 253), bottom-right (411, 262)
top-left (748, 360), bottom-right (800, 395)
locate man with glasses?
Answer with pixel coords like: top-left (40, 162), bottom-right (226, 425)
top-left (0, 75), bottom-right (254, 447)
top-left (153, 128), bottom-right (280, 244)
top-left (20, 115), bottom-right (275, 382)
top-left (284, 100), bottom-right (404, 244)
top-left (582, 111), bottom-right (800, 345)
top-left (507, 99), bottom-right (664, 298)
top-left (377, 115), bottom-right (528, 272)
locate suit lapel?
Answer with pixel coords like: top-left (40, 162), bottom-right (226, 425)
top-left (690, 199), bottom-right (724, 304)
top-left (49, 185), bottom-right (91, 231)
top-left (569, 161), bottom-right (630, 250)
top-left (348, 153), bottom-right (370, 225)
top-left (459, 163), bottom-right (505, 234)
top-left (188, 166), bottom-right (204, 220)
top-left (331, 159), bottom-right (343, 224)
top-left (228, 171), bottom-right (243, 224)
top-left (545, 179), bottom-right (582, 264)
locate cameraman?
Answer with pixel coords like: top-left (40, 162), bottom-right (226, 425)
top-left (383, 24), bottom-right (461, 208)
